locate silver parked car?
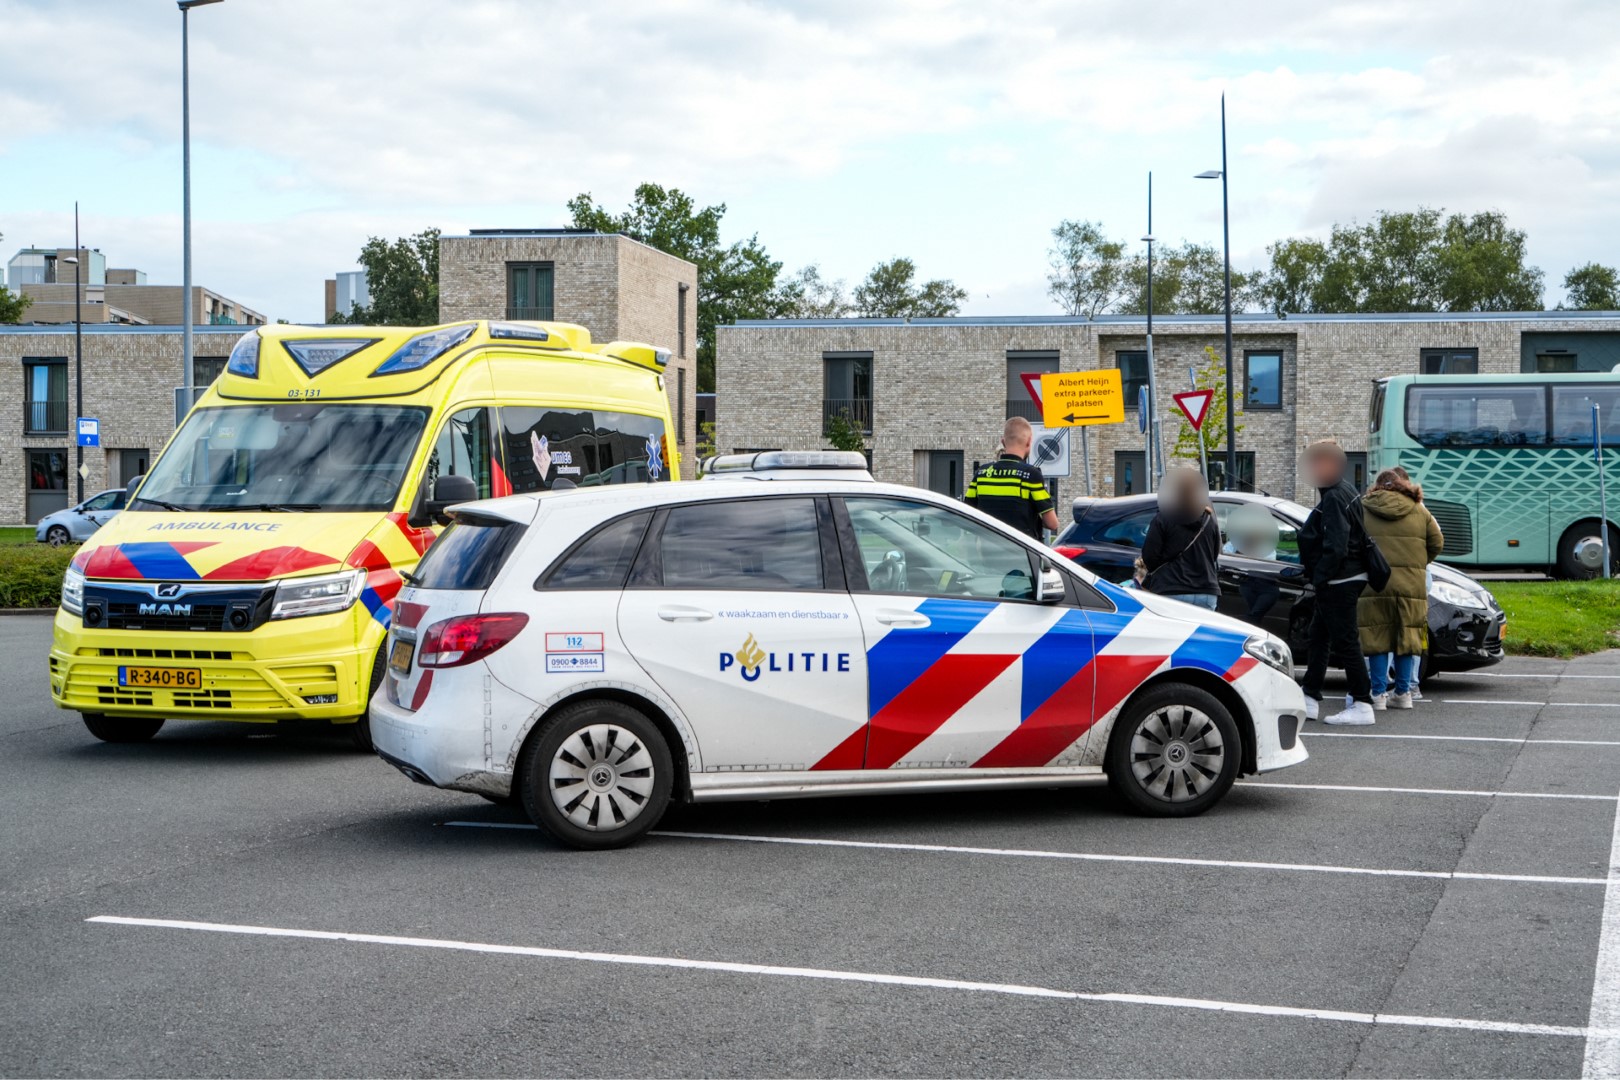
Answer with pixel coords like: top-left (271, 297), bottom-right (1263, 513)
top-left (35, 489), bottom-right (127, 547)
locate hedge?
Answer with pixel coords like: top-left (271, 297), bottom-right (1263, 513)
top-left (0, 545), bottom-right (75, 609)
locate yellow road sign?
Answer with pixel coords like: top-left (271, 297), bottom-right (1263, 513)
top-left (1040, 369), bottom-right (1125, 427)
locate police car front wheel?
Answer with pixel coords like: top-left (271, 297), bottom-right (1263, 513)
top-left (519, 700), bottom-right (674, 850)
top-left (1106, 684), bottom-right (1239, 817)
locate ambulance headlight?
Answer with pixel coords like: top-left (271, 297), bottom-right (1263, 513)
top-left (371, 324), bottom-right (476, 376)
top-left (61, 566), bottom-right (85, 617)
top-left (271, 569), bottom-right (365, 620)
top-left (1244, 633), bottom-right (1293, 677)
top-left (226, 331), bottom-right (260, 378)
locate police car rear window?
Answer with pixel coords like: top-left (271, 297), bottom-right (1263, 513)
top-left (410, 520), bottom-right (523, 591)
top-left (540, 512), bottom-right (651, 590)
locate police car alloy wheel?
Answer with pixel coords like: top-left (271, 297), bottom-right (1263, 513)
top-left (519, 700), bottom-right (673, 850)
top-left (1106, 683), bottom-right (1239, 817)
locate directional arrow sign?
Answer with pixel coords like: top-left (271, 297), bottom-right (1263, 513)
top-left (1040, 369), bottom-right (1125, 428)
top-left (1173, 389), bottom-right (1214, 431)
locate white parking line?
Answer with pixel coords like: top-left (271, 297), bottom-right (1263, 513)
top-left (1439, 699), bottom-right (1620, 708)
top-left (438, 821), bottom-right (1607, 886)
top-left (1238, 781), bottom-right (1618, 802)
top-left (86, 915), bottom-right (1611, 1042)
top-left (1306, 732), bottom-right (1620, 747)
top-left (1478, 673), bottom-right (1620, 680)
top-left (1584, 791), bottom-right (1620, 1077)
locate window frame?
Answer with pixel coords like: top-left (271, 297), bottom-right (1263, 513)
top-left (505, 261), bottom-right (556, 321)
top-left (628, 494), bottom-right (844, 594)
top-left (822, 352), bottom-right (874, 436)
top-left (1115, 350), bottom-right (1148, 412)
top-left (677, 282), bottom-right (690, 359)
top-left (23, 357), bottom-right (69, 435)
top-left (1419, 348), bottom-right (1480, 376)
top-left (1005, 350), bottom-right (1059, 421)
top-left (1242, 350), bottom-right (1283, 411)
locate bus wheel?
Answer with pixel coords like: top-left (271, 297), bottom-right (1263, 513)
top-left (1556, 520), bottom-right (1619, 580)
top-left (83, 713), bottom-right (164, 743)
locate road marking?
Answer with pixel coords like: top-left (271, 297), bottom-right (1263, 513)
top-left (86, 915), bottom-right (1612, 1042)
top-left (1584, 788), bottom-right (1620, 1077)
top-left (1238, 781), bottom-right (1619, 802)
top-left (1439, 699), bottom-right (1620, 708)
top-left (1478, 673), bottom-right (1620, 680)
top-left (1306, 733), bottom-right (1620, 747)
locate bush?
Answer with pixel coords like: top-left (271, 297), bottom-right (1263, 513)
top-left (0, 545), bottom-right (76, 608)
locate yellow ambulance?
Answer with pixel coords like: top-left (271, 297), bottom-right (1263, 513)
top-left (50, 320), bottom-right (678, 747)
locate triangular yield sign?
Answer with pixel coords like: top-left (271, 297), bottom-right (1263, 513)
top-left (1020, 371), bottom-right (1044, 407)
top-left (1173, 389), bottom-right (1214, 431)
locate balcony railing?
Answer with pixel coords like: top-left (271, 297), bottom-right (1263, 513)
top-left (505, 305), bottom-right (555, 321)
top-left (822, 398), bottom-right (873, 436)
top-left (25, 400), bottom-right (68, 434)
top-left (1005, 397), bottom-right (1043, 421)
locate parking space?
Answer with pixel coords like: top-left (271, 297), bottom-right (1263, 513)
top-left (2, 612), bottom-right (1617, 1078)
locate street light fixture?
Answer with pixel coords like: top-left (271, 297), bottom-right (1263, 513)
top-left (179, 0), bottom-right (224, 424)
top-left (1195, 94), bottom-right (1236, 490)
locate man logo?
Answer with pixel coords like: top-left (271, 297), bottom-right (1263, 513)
top-left (156, 583), bottom-right (185, 599)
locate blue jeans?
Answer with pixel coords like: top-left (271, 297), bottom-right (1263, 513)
top-left (1178, 593), bottom-right (1219, 610)
top-left (1367, 652), bottom-right (1419, 696)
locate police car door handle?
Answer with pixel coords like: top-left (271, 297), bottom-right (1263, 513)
top-left (657, 605), bottom-right (714, 623)
top-left (875, 609), bottom-right (931, 628)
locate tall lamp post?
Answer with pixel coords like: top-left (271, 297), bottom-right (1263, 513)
top-left (64, 207), bottom-right (84, 503)
top-left (179, 0), bottom-right (223, 423)
top-left (1143, 171), bottom-right (1164, 490)
top-left (1196, 92), bottom-right (1237, 490)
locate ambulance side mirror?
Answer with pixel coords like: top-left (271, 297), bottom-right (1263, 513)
top-left (415, 474), bottom-right (479, 528)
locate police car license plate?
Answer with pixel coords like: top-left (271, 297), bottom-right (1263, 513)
top-left (118, 666), bottom-right (201, 690)
top-left (388, 638), bottom-right (414, 675)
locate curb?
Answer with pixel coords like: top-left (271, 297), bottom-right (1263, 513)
top-left (0, 608), bottom-right (55, 617)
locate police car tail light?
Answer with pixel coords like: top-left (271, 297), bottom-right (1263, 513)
top-left (417, 612), bottom-right (529, 668)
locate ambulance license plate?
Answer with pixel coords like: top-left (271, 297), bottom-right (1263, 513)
top-left (118, 666), bottom-right (202, 690)
top-left (388, 638), bottom-right (414, 675)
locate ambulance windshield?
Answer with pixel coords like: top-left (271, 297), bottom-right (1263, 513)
top-left (134, 403), bottom-right (431, 513)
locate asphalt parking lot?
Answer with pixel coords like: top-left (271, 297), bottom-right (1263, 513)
top-left (2, 612), bottom-right (1618, 1079)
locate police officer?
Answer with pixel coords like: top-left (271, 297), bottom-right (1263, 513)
top-left (965, 416), bottom-right (1060, 540)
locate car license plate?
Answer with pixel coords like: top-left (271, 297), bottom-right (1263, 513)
top-left (388, 637), bottom-right (414, 675)
top-left (118, 666), bottom-right (202, 690)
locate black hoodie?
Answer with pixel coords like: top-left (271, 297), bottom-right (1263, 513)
top-left (1298, 479), bottom-right (1367, 588)
top-left (1142, 507), bottom-right (1220, 596)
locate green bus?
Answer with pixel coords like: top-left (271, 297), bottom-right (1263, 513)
top-left (1368, 373), bottom-right (1620, 578)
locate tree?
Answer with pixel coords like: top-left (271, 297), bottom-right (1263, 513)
top-left (1118, 242), bottom-right (1257, 315)
top-left (1047, 220), bottom-right (1128, 317)
top-left (824, 410), bottom-right (866, 453)
top-left (334, 228), bottom-right (440, 325)
top-left (775, 264), bottom-right (853, 318)
top-left (1169, 345), bottom-right (1244, 466)
top-left (1435, 210), bottom-right (1543, 311)
top-left (852, 257), bottom-right (967, 318)
top-left (1253, 237), bottom-right (1330, 316)
top-left (570, 183), bottom-right (787, 392)
top-left (0, 233), bottom-right (32, 323)
top-left (1561, 262), bottom-right (1620, 311)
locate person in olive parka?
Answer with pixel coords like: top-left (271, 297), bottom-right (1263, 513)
top-left (1358, 468), bottom-right (1444, 710)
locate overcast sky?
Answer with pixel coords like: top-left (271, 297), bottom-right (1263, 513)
top-left (4, 0), bottom-right (1618, 323)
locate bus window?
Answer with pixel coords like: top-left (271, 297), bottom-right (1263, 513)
top-left (424, 408), bottom-right (496, 499)
top-left (1368, 381), bottom-right (1386, 435)
top-left (500, 407), bottom-right (671, 492)
top-left (1551, 386), bottom-right (1620, 447)
top-left (1406, 386), bottom-right (1547, 447)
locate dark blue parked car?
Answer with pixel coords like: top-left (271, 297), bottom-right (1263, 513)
top-left (1053, 492), bottom-right (1505, 682)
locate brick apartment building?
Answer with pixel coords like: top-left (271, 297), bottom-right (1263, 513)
top-left (2, 230), bottom-right (698, 522)
top-left (716, 311), bottom-right (1620, 506)
top-left (8, 247), bottom-right (265, 327)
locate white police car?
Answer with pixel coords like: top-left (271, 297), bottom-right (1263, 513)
top-left (370, 452), bottom-right (1307, 849)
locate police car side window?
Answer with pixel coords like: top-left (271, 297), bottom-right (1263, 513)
top-left (659, 499), bottom-right (824, 591)
top-left (843, 497), bottom-right (1036, 602)
top-left (539, 512), bottom-right (652, 590)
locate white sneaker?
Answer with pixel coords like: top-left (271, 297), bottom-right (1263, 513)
top-left (1410, 686), bottom-right (1423, 701)
top-left (1325, 701), bottom-right (1377, 726)
top-left (1371, 694), bottom-right (1388, 711)
top-left (1304, 697), bottom-right (1320, 721)
top-left (1388, 692), bottom-right (1413, 710)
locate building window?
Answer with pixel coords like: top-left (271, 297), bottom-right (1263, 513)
top-left (1534, 350), bottom-right (1579, 373)
top-left (676, 367), bottom-right (687, 444)
top-left (1205, 452), bottom-right (1258, 493)
top-left (1420, 348), bottom-right (1478, 375)
top-left (1006, 350), bottom-right (1058, 421)
top-left (23, 359), bottom-right (68, 434)
top-left (1116, 350), bottom-right (1148, 411)
top-left (823, 352), bottom-right (873, 436)
top-left (677, 283), bottom-right (690, 359)
top-left (1345, 451), bottom-right (1368, 493)
top-left (26, 449), bottom-right (70, 523)
top-left (1243, 351), bottom-right (1282, 410)
top-left (506, 262), bottom-right (555, 321)
top-left (920, 450), bottom-right (965, 499)
top-left (193, 357), bottom-right (228, 386)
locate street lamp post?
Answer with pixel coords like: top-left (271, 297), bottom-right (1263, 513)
top-left (65, 207), bottom-right (84, 503)
top-left (1143, 171), bottom-right (1164, 491)
top-left (1196, 93), bottom-right (1237, 491)
top-left (179, 0), bottom-right (223, 423)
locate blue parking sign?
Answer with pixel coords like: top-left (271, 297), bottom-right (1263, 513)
top-left (76, 417), bottom-right (99, 447)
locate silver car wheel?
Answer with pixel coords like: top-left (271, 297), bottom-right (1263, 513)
top-left (46, 526), bottom-right (71, 547)
top-left (548, 722), bottom-right (656, 831)
top-left (1129, 704), bottom-right (1226, 803)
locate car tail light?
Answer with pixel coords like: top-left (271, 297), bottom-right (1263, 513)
top-left (416, 612), bottom-right (529, 668)
top-left (1052, 545), bottom-right (1087, 559)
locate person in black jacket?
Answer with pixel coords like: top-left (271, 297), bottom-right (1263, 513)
top-left (1141, 468), bottom-right (1221, 609)
top-left (1297, 440), bottom-right (1375, 725)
